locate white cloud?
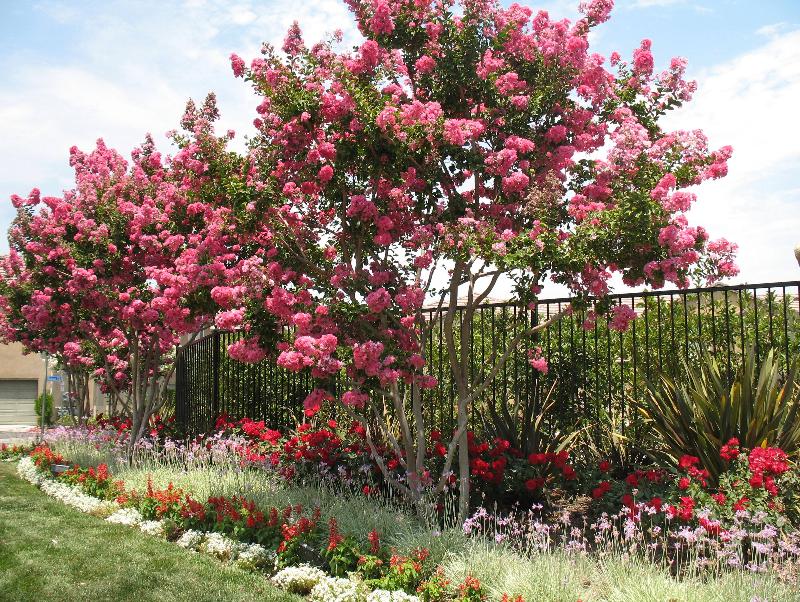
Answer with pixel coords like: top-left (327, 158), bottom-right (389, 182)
top-left (756, 22), bottom-right (793, 38)
top-left (665, 28), bottom-right (800, 283)
top-left (0, 66), bottom-right (186, 191)
top-left (0, 0), bottom-right (359, 250)
top-left (229, 5), bottom-right (258, 25)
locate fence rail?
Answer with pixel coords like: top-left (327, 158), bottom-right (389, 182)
top-left (175, 280), bottom-right (800, 438)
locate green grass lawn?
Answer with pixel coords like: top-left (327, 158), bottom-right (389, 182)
top-left (0, 462), bottom-right (301, 602)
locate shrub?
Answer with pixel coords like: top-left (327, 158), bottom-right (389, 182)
top-left (482, 380), bottom-right (581, 459)
top-left (669, 441), bottom-right (800, 527)
top-left (641, 345), bottom-right (800, 481)
top-left (34, 391), bottom-right (53, 425)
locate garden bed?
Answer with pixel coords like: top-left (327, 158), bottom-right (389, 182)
top-left (6, 428), bottom-right (800, 602)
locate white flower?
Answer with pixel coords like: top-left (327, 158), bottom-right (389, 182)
top-left (235, 543), bottom-right (276, 572)
top-left (17, 456), bottom-right (116, 515)
top-left (139, 520), bottom-right (166, 537)
top-left (366, 589), bottom-right (420, 602)
top-left (40, 479), bottom-right (116, 515)
top-left (309, 576), bottom-right (364, 602)
top-left (201, 531), bottom-right (240, 561)
top-left (107, 507), bottom-right (144, 526)
top-left (17, 456), bottom-right (45, 486)
top-left (176, 529), bottom-right (206, 551)
top-left (271, 565), bottom-right (327, 594)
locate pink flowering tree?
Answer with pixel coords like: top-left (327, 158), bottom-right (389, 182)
top-left (1, 95), bottom-right (242, 452)
top-left (0, 202), bottom-right (98, 423)
top-left (219, 0), bottom-right (738, 516)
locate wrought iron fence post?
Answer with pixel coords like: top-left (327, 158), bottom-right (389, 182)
top-left (212, 330), bottom-right (220, 426)
top-left (174, 343), bottom-right (186, 436)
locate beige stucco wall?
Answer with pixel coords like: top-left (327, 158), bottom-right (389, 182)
top-left (0, 341), bottom-right (175, 419)
top-left (0, 341), bottom-right (48, 395)
top-left (0, 342), bottom-right (114, 418)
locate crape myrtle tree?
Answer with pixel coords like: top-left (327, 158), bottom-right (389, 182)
top-left (0, 95), bottom-right (245, 453)
top-left (0, 253), bottom-right (95, 424)
top-left (215, 0), bottom-right (738, 516)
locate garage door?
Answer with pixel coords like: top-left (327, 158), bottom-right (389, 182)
top-left (0, 379), bottom-right (38, 424)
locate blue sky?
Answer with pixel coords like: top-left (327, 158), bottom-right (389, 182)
top-left (1, 0), bottom-right (799, 297)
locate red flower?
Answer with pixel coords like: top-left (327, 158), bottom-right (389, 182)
top-left (764, 475), bottom-right (779, 496)
top-left (368, 529), bottom-right (381, 554)
top-left (458, 575), bottom-right (482, 597)
top-left (719, 437), bottom-right (740, 461)
top-left (598, 460), bottom-right (611, 473)
top-left (667, 496), bottom-right (695, 521)
top-left (733, 497), bottom-right (749, 511)
top-left (525, 477), bottom-right (545, 491)
top-left (327, 517), bottom-right (344, 551)
top-left (711, 493), bottom-right (726, 505)
top-left (625, 473), bottom-right (639, 487)
top-left (528, 452), bottom-right (547, 465)
top-left (644, 469), bottom-right (662, 483)
top-left (687, 466), bottom-right (709, 487)
top-left (621, 494), bottom-right (637, 517)
top-left (678, 455), bottom-right (700, 470)
top-left (492, 457), bottom-right (507, 472)
top-left (592, 481), bottom-right (611, 499)
top-left (699, 517), bottom-right (721, 535)
top-left (749, 446), bottom-right (789, 477)
top-left (677, 477), bottom-right (691, 490)
top-left (491, 438), bottom-right (511, 455)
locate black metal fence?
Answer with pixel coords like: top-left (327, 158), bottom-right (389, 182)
top-left (175, 280), bottom-right (800, 437)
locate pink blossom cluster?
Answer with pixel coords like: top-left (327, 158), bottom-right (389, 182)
top-left (1, 95), bottom-right (242, 407)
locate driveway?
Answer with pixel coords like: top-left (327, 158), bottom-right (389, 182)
top-left (0, 424), bottom-right (38, 444)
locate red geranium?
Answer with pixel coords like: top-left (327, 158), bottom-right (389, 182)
top-left (592, 481), bottom-right (611, 499)
top-left (525, 478), bottom-right (545, 491)
top-left (719, 437), bottom-right (740, 461)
